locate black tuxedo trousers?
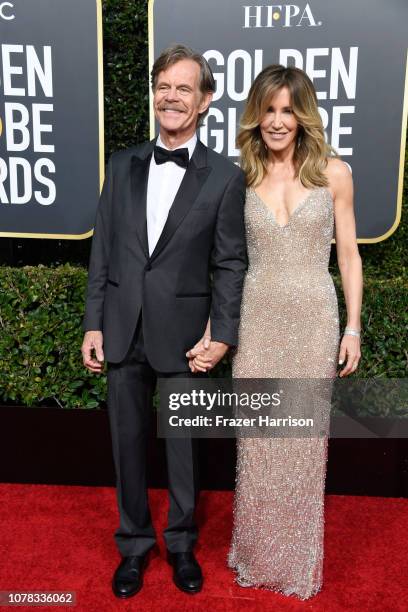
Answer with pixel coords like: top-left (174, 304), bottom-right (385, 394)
top-left (107, 316), bottom-right (205, 555)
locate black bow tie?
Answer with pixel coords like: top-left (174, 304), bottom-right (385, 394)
top-left (154, 145), bottom-right (189, 169)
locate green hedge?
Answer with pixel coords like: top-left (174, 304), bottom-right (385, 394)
top-left (0, 266), bottom-right (406, 408)
top-left (103, 0), bottom-right (149, 152)
top-left (0, 266), bottom-right (105, 408)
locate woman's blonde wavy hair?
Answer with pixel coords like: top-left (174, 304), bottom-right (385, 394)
top-left (238, 64), bottom-right (337, 188)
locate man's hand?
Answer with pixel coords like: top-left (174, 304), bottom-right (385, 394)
top-left (82, 331), bottom-right (104, 373)
top-left (187, 340), bottom-right (229, 373)
top-left (186, 334), bottom-right (211, 357)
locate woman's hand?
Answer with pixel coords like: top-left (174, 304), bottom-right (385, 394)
top-left (190, 341), bottom-right (229, 373)
top-left (338, 334), bottom-right (361, 377)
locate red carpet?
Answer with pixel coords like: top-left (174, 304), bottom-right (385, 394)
top-left (0, 484), bottom-right (407, 611)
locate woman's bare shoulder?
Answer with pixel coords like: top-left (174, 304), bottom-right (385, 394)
top-left (325, 157), bottom-right (352, 181)
top-left (325, 157), bottom-right (353, 201)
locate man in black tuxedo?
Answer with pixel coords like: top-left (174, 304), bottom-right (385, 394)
top-left (81, 44), bottom-right (246, 598)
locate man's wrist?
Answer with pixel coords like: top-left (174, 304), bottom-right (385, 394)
top-left (211, 337), bottom-right (230, 347)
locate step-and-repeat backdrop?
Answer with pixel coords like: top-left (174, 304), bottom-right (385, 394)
top-left (150, 0), bottom-right (408, 242)
top-left (1, 1), bottom-right (406, 241)
top-left (0, 0), bottom-right (103, 239)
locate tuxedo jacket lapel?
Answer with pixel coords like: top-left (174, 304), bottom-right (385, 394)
top-left (130, 146), bottom-right (154, 258)
top-left (150, 140), bottom-right (211, 261)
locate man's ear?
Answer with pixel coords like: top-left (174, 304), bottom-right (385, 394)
top-left (199, 91), bottom-right (213, 114)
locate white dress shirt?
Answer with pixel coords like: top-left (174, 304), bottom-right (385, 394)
top-left (146, 133), bottom-right (197, 255)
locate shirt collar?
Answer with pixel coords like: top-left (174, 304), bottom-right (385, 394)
top-left (156, 133), bottom-right (197, 160)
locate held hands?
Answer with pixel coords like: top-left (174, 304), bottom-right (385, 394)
top-left (82, 331), bottom-right (104, 373)
top-left (81, 328), bottom-right (358, 376)
top-left (186, 335), bottom-right (229, 373)
top-left (338, 334), bottom-right (361, 377)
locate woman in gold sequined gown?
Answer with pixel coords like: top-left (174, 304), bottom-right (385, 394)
top-left (189, 65), bottom-right (363, 600)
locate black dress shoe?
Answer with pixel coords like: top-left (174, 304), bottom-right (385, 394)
top-left (167, 551), bottom-right (203, 594)
top-left (112, 553), bottom-right (148, 598)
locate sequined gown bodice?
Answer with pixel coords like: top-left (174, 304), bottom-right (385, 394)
top-left (228, 186), bottom-right (339, 600)
top-left (234, 186), bottom-right (338, 378)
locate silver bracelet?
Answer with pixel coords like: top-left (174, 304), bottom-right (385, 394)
top-left (344, 328), bottom-right (361, 337)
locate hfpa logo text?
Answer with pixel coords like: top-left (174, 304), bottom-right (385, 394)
top-left (243, 4), bottom-right (322, 28)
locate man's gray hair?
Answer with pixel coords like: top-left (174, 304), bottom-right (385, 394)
top-left (151, 43), bottom-right (216, 126)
